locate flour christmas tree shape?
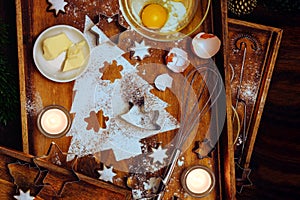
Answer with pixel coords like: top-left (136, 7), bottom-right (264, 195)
top-left (66, 16), bottom-right (179, 165)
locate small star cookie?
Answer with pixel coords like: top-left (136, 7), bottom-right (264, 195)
top-left (149, 145), bottom-right (168, 164)
top-left (98, 165), bottom-right (116, 183)
top-left (47, 0), bottom-right (68, 16)
top-left (130, 40), bottom-right (151, 60)
top-left (13, 189), bottom-right (35, 200)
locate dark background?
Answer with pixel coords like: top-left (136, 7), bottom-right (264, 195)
top-left (0, 1), bottom-right (299, 199)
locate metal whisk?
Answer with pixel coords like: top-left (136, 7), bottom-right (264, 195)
top-left (155, 65), bottom-right (225, 200)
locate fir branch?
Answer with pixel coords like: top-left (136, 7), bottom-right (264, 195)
top-left (0, 18), bottom-right (19, 126)
top-left (0, 22), bottom-right (8, 45)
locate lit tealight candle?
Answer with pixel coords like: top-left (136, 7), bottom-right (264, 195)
top-left (181, 165), bottom-right (215, 198)
top-left (37, 105), bottom-right (72, 138)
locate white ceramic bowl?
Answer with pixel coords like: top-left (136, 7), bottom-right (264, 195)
top-left (33, 25), bottom-right (90, 82)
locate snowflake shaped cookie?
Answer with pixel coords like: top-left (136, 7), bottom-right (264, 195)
top-left (149, 145), bottom-right (168, 164)
top-left (13, 189), bottom-right (35, 200)
top-left (98, 165), bottom-right (116, 183)
top-left (48, 0), bottom-right (68, 16)
top-left (130, 40), bottom-right (151, 60)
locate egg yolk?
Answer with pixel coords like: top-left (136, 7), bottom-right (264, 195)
top-left (141, 4), bottom-right (168, 29)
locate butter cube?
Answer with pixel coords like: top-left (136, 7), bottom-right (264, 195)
top-left (66, 40), bottom-right (86, 58)
top-left (62, 40), bottom-right (86, 72)
top-left (42, 32), bottom-right (73, 60)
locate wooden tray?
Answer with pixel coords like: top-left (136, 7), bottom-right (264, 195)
top-left (227, 18), bottom-right (282, 192)
top-left (0, 145), bottom-right (132, 199)
top-left (16, 0), bottom-right (230, 199)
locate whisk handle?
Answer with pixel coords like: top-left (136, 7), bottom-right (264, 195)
top-left (156, 149), bottom-right (181, 200)
top-left (163, 149), bottom-right (181, 185)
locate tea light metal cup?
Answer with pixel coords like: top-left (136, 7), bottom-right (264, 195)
top-left (181, 165), bottom-right (215, 198)
top-left (37, 105), bottom-right (72, 138)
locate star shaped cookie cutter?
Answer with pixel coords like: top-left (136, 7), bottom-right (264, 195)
top-left (32, 142), bottom-right (80, 197)
top-left (8, 161), bottom-right (42, 197)
top-left (235, 162), bottom-right (253, 193)
top-left (192, 138), bottom-right (215, 159)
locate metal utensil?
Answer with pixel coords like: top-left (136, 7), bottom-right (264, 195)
top-left (156, 65), bottom-right (225, 199)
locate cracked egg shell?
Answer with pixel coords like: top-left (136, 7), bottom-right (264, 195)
top-left (165, 47), bottom-right (190, 73)
top-left (192, 32), bottom-right (221, 59)
top-left (154, 73), bottom-right (173, 91)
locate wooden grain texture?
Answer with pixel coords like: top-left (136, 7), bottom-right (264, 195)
top-left (0, 146), bottom-right (132, 200)
top-left (212, 1), bottom-right (237, 200)
top-left (16, 0), bottom-right (29, 154)
top-left (17, 0), bottom-right (217, 158)
top-left (229, 5), bottom-right (300, 200)
top-left (227, 18), bottom-right (282, 196)
top-left (227, 18), bottom-right (282, 171)
top-left (15, 0), bottom-right (229, 199)
top-left (3, 1), bottom-right (299, 200)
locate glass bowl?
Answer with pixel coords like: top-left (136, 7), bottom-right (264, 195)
top-left (119, 0), bottom-right (211, 41)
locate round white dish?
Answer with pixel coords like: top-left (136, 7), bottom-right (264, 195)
top-left (33, 25), bottom-right (90, 82)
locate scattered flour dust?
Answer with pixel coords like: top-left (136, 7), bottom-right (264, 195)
top-left (26, 91), bottom-right (43, 116)
top-left (240, 82), bottom-right (258, 103)
top-left (66, 16), bottom-right (179, 163)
